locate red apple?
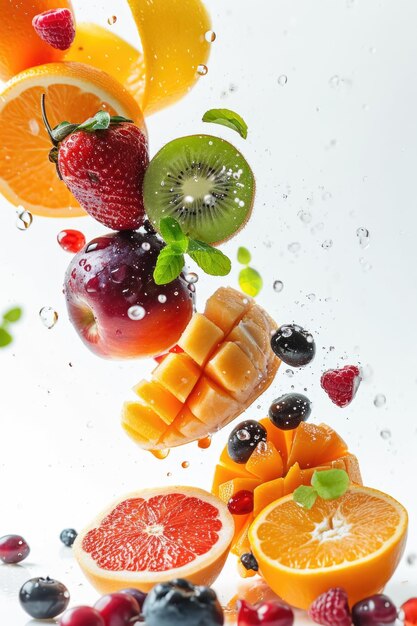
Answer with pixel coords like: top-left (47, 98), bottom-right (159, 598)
top-left (64, 230), bottom-right (193, 359)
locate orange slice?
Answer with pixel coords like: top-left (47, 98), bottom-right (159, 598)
top-left (249, 485), bottom-right (408, 610)
top-left (0, 62), bottom-right (144, 218)
top-left (74, 486), bottom-right (234, 593)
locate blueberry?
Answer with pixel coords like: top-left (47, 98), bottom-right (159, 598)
top-left (269, 393), bottom-right (312, 430)
top-left (240, 552), bottom-right (259, 572)
top-left (19, 576), bottom-right (70, 619)
top-left (143, 578), bottom-right (224, 626)
top-left (60, 528), bottom-right (78, 547)
top-left (271, 324), bottom-right (316, 367)
top-left (227, 420), bottom-right (267, 464)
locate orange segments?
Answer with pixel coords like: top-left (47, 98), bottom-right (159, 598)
top-left (0, 62), bottom-right (144, 218)
top-left (249, 485), bottom-right (408, 610)
top-left (73, 486), bottom-right (234, 593)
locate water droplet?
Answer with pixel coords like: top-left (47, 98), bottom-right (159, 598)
top-left (277, 74), bottom-right (288, 86)
top-left (356, 227), bottom-right (370, 248)
top-left (288, 242), bottom-right (301, 253)
top-left (181, 461), bottom-right (190, 469)
top-left (380, 429), bottom-right (391, 440)
top-left (321, 239), bottom-right (333, 250)
top-left (205, 30), bottom-right (216, 43)
top-left (107, 15), bottom-right (117, 25)
top-left (359, 257), bottom-right (372, 272)
top-left (407, 553), bottom-right (417, 566)
top-left (16, 207), bottom-right (33, 230)
top-left (298, 210), bottom-right (312, 223)
top-left (285, 369), bottom-right (294, 377)
top-left (39, 307), bottom-right (58, 329)
top-left (282, 327), bottom-right (293, 338)
top-left (257, 441), bottom-right (268, 453)
top-left (273, 280), bottom-right (284, 293)
top-left (197, 64), bottom-right (208, 76)
top-left (236, 429), bottom-right (250, 441)
top-left (329, 75), bottom-right (340, 88)
top-left (185, 272), bottom-right (199, 284)
top-left (151, 449), bottom-right (170, 460)
top-left (157, 294), bottom-right (167, 304)
top-left (128, 305), bottom-right (146, 321)
top-left (141, 241), bottom-right (151, 251)
top-left (306, 293), bottom-right (316, 302)
top-left (374, 393), bottom-right (386, 408)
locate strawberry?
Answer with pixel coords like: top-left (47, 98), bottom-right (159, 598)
top-left (32, 8), bottom-right (76, 51)
top-left (321, 365), bottom-right (361, 408)
top-left (42, 100), bottom-right (149, 230)
top-left (309, 588), bottom-right (351, 626)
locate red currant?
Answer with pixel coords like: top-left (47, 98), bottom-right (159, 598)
top-left (352, 594), bottom-right (397, 626)
top-left (228, 490), bottom-right (254, 515)
top-left (238, 598), bottom-right (294, 626)
top-left (402, 598), bottom-right (417, 626)
top-left (59, 606), bottom-right (105, 626)
top-left (94, 592), bottom-right (140, 626)
top-left (58, 229), bottom-right (86, 253)
top-left (0, 534), bottom-right (30, 563)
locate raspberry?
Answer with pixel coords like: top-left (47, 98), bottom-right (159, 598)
top-left (321, 365), bottom-right (361, 407)
top-left (32, 9), bottom-right (75, 51)
top-left (309, 588), bottom-right (352, 626)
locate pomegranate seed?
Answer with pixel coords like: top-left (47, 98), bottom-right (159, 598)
top-left (57, 230), bottom-right (86, 253)
top-left (402, 598), bottom-right (417, 626)
top-left (228, 490), bottom-right (254, 515)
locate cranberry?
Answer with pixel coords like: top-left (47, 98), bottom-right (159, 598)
top-left (238, 599), bottom-right (294, 626)
top-left (0, 534), bottom-right (30, 563)
top-left (94, 592), bottom-right (140, 626)
top-left (228, 490), bottom-right (254, 515)
top-left (402, 598), bottom-right (417, 626)
top-left (58, 229), bottom-right (86, 253)
top-left (59, 606), bottom-right (105, 626)
top-left (352, 594), bottom-right (398, 626)
top-left (120, 588), bottom-right (147, 612)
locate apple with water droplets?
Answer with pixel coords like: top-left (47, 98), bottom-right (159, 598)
top-left (64, 230), bottom-right (193, 359)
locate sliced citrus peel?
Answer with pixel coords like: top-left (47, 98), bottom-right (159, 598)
top-left (249, 485), bottom-right (408, 610)
top-left (73, 486), bottom-right (234, 593)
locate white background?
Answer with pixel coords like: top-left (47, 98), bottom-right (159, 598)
top-left (1, 0), bottom-right (417, 623)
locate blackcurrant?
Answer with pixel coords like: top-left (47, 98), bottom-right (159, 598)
top-left (60, 528), bottom-right (78, 547)
top-left (269, 393), bottom-right (312, 430)
top-left (240, 552), bottom-right (259, 572)
top-left (228, 420), bottom-right (267, 464)
top-left (270, 324), bottom-right (316, 367)
top-left (19, 576), bottom-right (70, 619)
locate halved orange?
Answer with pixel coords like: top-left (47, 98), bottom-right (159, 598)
top-left (0, 62), bottom-right (144, 218)
top-left (73, 486), bottom-right (234, 593)
top-left (249, 485), bottom-right (408, 610)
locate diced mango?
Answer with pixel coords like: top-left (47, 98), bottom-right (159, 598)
top-left (300, 465), bottom-right (330, 485)
top-left (253, 477), bottom-right (284, 515)
top-left (133, 380), bottom-right (183, 425)
top-left (287, 422), bottom-right (348, 470)
top-left (187, 376), bottom-right (240, 430)
top-left (245, 441), bottom-right (284, 481)
top-left (227, 321), bottom-right (267, 373)
top-left (204, 286), bottom-right (251, 334)
top-left (237, 560), bottom-right (257, 578)
top-left (153, 352), bottom-right (201, 403)
top-left (173, 406), bottom-right (207, 440)
top-left (157, 424), bottom-right (185, 448)
top-left (231, 513), bottom-right (254, 556)
top-left (283, 462), bottom-right (302, 494)
top-left (205, 342), bottom-right (259, 400)
top-left (218, 477), bottom-right (261, 504)
top-left (178, 313), bottom-right (224, 366)
top-left (332, 453), bottom-right (363, 484)
top-left (218, 444), bottom-right (254, 479)
top-left (212, 465), bottom-right (235, 495)
top-left (121, 401), bottom-right (167, 445)
top-left (259, 418), bottom-right (293, 473)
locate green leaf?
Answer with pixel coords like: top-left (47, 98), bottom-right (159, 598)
top-left (202, 108), bottom-right (248, 139)
top-left (238, 267), bottom-right (263, 297)
top-left (109, 115), bottom-right (133, 124)
top-left (52, 121), bottom-right (79, 142)
top-left (78, 110), bottom-right (111, 132)
top-left (153, 245), bottom-right (185, 285)
top-left (159, 217), bottom-right (188, 251)
top-left (3, 307), bottom-right (22, 323)
top-left (188, 239), bottom-right (231, 276)
top-left (312, 469), bottom-right (350, 500)
top-left (237, 246), bottom-right (251, 265)
top-left (0, 327), bottom-right (13, 347)
top-left (293, 485), bottom-right (318, 510)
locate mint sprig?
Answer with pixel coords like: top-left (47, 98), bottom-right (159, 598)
top-left (0, 306), bottom-right (22, 348)
top-left (293, 469), bottom-right (350, 510)
top-left (202, 108), bottom-right (248, 139)
top-left (153, 218), bottom-right (231, 285)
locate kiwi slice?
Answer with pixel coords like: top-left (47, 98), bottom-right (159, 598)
top-left (143, 134), bottom-right (255, 244)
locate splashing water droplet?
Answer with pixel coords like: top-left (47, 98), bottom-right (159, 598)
top-left (288, 242), bottom-right (301, 254)
top-left (236, 429), bottom-right (250, 441)
top-left (205, 30), bottom-right (216, 43)
top-left (278, 74), bottom-right (288, 86)
top-left (329, 75), bottom-right (340, 88)
top-left (298, 210), bottom-right (312, 223)
top-left (107, 15), bottom-right (117, 25)
top-left (321, 239), bottom-right (333, 250)
top-left (257, 441), bottom-right (268, 453)
top-left (181, 461), bottom-right (190, 469)
top-left (141, 241), bottom-right (151, 251)
top-left (407, 553), bottom-right (417, 566)
top-left (380, 429), bottom-right (391, 440)
top-left (197, 64), bottom-right (208, 76)
top-left (306, 293), bottom-right (316, 301)
top-left (158, 294), bottom-right (167, 304)
top-left (282, 327), bottom-right (293, 338)
top-left (356, 227), bottom-right (370, 248)
top-left (185, 272), bottom-right (199, 284)
top-left (39, 307), bottom-right (58, 329)
top-left (273, 280), bottom-right (284, 293)
top-left (374, 393), bottom-right (386, 408)
top-left (128, 305), bottom-right (146, 321)
top-left (285, 369), bottom-right (294, 377)
top-left (16, 207), bottom-right (33, 230)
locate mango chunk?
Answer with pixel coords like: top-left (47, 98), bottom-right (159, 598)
top-left (173, 406), bottom-right (207, 440)
top-left (218, 477), bottom-right (261, 504)
top-left (283, 462), bottom-right (302, 494)
top-left (153, 352), bottom-right (201, 403)
top-left (259, 417), bottom-right (294, 473)
top-left (332, 453), bottom-right (362, 484)
top-left (121, 401), bottom-right (166, 445)
top-left (187, 376), bottom-right (240, 430)
top-left (227, 321), bottom-right (267, 373)
top-left (205, 342), bottom-right (259, 400)
top-left (245, 441), bottom-right (284, 481)
top-left (253, 477), bottom-right (284, 516)
top-left (157, 424), bottom-right (186, 447)
top-left (178, 312), bottom-right (224, 366)
top-left (231, 513), bottom-right (253, 556)
top-left (287, 422), bottom-right (348, 469)
top-left (133, 380), bottom-right (182, 425)
top-left (204, 286), bottom-right (251, 334)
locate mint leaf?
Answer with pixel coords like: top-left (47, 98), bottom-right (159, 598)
top-left (312, 469), bottom-right (350, 500)
top-left (188, 239), bottom-right (231, 276)
top-left (78, 110), bottom-right (111, 132)
top-left (109, 115), bottom-right (133, 124)
top-left (153, 245), bottom-right (185, 285)
top-left (293, 485), bottom-right (318, 510)
top-left (237, 246), bottom-right (251, 265)
top-left (3, 307), bottom-right (22, 323)
top-left (239, 267), bottom-right (263, 297)
top-left (0, 327), bottom-right (13, 347)
top-left (202, 108), bottom-right (248, 139)
top-left (159, 217), bottom-right (188, 251)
